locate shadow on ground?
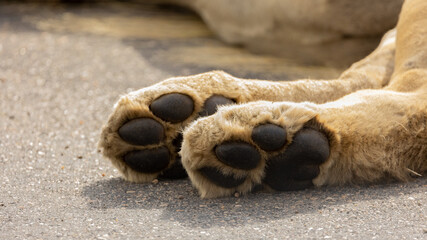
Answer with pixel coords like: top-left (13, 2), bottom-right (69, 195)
top-left (81, 176), bottom-right (426, 228)
top-left (2, 1), bottom-right (343, 80)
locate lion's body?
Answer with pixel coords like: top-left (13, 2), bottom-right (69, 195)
top-left (100, 0), bottom-right (427, 198)
top-left (154, 0), bottom-right (404, 66)
top-left (161, 0), bottom-right (403, 44)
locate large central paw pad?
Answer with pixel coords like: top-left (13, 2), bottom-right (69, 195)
top-left (263, 128), bottom-right (329, 191)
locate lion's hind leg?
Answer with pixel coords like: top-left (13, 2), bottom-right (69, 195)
top-left (98, 0), bottom-right (400, 184)
top-left (180, 0), bottom-right (427, 198)
top-left (181, 86), bottom-right (426, 198)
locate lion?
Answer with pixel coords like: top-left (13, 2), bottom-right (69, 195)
top-left (99, 0), bottom-right (426, 198)
top-left (151, 0), bottom-right (404, 66)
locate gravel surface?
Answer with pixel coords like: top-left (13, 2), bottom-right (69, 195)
top-left (0, 2), bottom-right (426, 239)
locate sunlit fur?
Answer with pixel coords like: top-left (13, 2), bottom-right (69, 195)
top-left (100, 0), bottom-right (426, 198)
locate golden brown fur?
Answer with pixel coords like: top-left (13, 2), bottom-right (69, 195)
top-left (153, 0), bottom-right (403, 65)
top-left (99, 0), bottom-right (426, 198)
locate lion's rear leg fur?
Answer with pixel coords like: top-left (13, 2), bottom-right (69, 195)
top-left (181, 88), bottom-right (426, 198)
top-left (181, 0), bottom-right (427, 198)
top-left (99, 27), bottom-right (396, 183)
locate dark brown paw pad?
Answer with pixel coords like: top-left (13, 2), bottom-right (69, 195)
top-left (118, 118), bottom-right (165, 146)
top-left (172, 133), bottom-right (183, 152)
top-left (215, 142), bottom-right (261, 170)
top-left (123, 146), bottom-right (170, 173)
top-left (264, 128), bottom-right (330, 191)
top-left (199, 167), bottom-right (246, 188)
top-left (150, 93), bottom-right (194, 123)
top-left (251, 123), bottom-right (287, 151)
top-left (158, 157), bottom-right (188, 179)
top-left (199, 95), bottom-right (235, 117)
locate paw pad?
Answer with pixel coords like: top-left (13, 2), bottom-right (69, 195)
top-left (199, 167), bottom-right (247, 188)
top-left (159, 157), bottom-right (188, 179)
top-left (118, 118), bottom-right (164, 146)
top-left (150, 93), bottom-right (194, 123)
top-left (251, 123), bottom-right (287, 151)
top-left (172, 133), bottom-right (183, 152)
top-left (292, 164), bottom-right (320, 180)
top-left (123, 147), bottom-right (170, 173)
top-left (264, 128), bottom-right (329, 191)
top-left (199, 95), bottom-right (235, 117)
top-left (215, 142), bottom-right (261, 170)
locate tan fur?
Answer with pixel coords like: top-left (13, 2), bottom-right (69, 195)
top-left (99, 0), bottom-right (426, 198)
top-left (158, 0), bottom-right (403, 44)
top-left (181, 102), bottom-right (319, 198)
top-left (99, 28), bottom-right (395, 182)
top-left (180, 0), bottom-right (427, 197)
top-left (154, 0), bottom-right (403, 65)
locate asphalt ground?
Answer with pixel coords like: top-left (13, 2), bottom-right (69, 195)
top-left (0, 2), bottom-right (426, 239)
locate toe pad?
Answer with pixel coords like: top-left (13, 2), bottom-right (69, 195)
top-left (150, 93), bottom-right (194, 123)
top-left (251, 123), bottom-right (287, 151)
top-left (118, 118), bottom-right (164, 146)
top-left (123, 147), bottom-right (170, 173)
top-left (199, 167), bottom-right (246, 188)
top-left (199, 95), bottom-right (235, 117)
top-left (215, 142), bottom-right (261, 170)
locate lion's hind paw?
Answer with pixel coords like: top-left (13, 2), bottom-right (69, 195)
top-left (181, 102), bottom-right (330, 198)
top-left (99, 83), bottom-right (236, 182)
